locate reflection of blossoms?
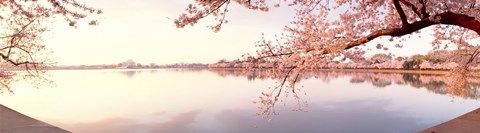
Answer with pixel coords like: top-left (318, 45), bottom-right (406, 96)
top-left (209, 69), bottom-right (480, 119)
top-left (210, 69), bottom-right (480, 99)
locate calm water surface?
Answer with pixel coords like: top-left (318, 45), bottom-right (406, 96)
top-left (0, 69), bottom-right (479, 133)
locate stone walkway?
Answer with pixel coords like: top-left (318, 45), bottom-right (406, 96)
top-left (418, 108), bottom-right (480, 133)
top-left (0, 104), bottom-right (70, 133)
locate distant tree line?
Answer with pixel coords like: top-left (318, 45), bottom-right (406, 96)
top-left (210, 50), bottom-right (479, 70)
top-left (163, 63), bottom-right (208, 68)
top-left (49, 60), bottom-right (209, 70)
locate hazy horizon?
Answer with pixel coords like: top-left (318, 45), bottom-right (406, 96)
top-left (42, 0), bottom-right (436, 66)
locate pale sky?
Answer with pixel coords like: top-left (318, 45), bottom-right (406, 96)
top-left (44, 0), bottom-right (434, 65)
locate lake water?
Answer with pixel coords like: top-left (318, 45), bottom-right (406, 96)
top-left (0, 69), bottom-right (479, 133)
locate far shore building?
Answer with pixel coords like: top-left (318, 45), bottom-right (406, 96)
top-left (118, 59), bottom-right (136, 68)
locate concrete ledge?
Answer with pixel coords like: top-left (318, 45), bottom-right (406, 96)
top-left (418, 108), bottom-right (480, 133)
top-left (0, 104), bottom-right (70, 133)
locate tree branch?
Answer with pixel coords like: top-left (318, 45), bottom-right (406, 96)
top-left (257, 12), bottom-right (480, 66)
top-left (200, 0), bottom-right (230, 19)
top-left (398, 0), bottom-right (427, 19)
top-left (346, 12), bottom-right (480, 50)
top-left (419, 0), bottom-right (428, 17)
top-left (393, 0), bottom-right (409, 27)
top-left (0, 52), bottom-right (38, 66)
top-left (0, 18), bottom-right (36, 39)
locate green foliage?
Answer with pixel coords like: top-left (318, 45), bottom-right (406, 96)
top-left (402, 54), bottom-right (425, 70)
top-left (402, 74), bottom-right (423, 87)
top-left (370, 53), bottom-right (392, 64)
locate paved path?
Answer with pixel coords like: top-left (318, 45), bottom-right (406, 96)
top-left (418, 108), bottom-right (480, 133)
top-left (0, 104), bottom-right (70, 133)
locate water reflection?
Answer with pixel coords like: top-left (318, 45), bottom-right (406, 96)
top-left (2, 69), bottom-right (478, 133)
top-left (209, 69), bottom-right (271, 81)
top-left (164, 68), bottom-right (208, 73)
top-left (120, 71), bottom-right (137, 78)
top-left (209, 69), bottom-right (480, 99)
top-left (216, 99), bottom-right (428, 133)
top-left (58, 110), bottom-right (201, 133)
top-left (54, 99), bottom-right (428, 133)
top-left (100, 69), bottom-right (162, 78)
top-left (209, 69), bottom-right (480, 120)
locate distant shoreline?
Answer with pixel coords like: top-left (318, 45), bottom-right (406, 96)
top-left (45, 67), bottom-right (208, 71)
top-left (31, 67), bottom-right (480, 76)
top-left (207, 67), bottom-right (454, 75)
top-left (48, 67), bottom-right (450, 73)
top-left (316, 68), bottom-right (450, 75)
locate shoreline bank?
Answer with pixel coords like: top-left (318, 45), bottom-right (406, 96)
top-left (207, 67), bottom-right (451, 75)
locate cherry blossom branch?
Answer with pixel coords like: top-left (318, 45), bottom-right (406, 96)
top-left (253, 11), bottom-right (480, 91)
top-left (202, 0), bottom-right (230, 19)
top-left (270, 63), bottom-right (300, 114)
top-left (398, 0), bottom-right (429, 19)
top-left (0, 34), bottom-right (20, 39)
top-left (346, 12), bottom-right (480, 50)
top-left (255, 11), bottom-right (479, 72)
top-left (466, 46), bottom-right (480, 65)
top-left (273, 66), bottom-right (295, 100)
top-left (419, 0), bottom-right (428, 16)
top-left (0, 18), bottom-right (44, 72)
top-left (0, 53), bottom-right (39, 66)
top-left (393, 0), bottom-right (409, 27)
top-left (174, 0), bottom-right (231, 29)
top-left (0, 18), bottom-right (36, 39)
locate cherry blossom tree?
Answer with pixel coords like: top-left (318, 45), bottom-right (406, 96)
top-left (370, 53), bottom-right (393, 64)
top-left (177, 0), bottom-right (479, 82)
top-left (419, 61), bottom-right (433, 69)
top-left (425, 50), bottom-right (453, 64)
top-left (177, 0), bottom-right (480, 116)
top-left (0, 0), bottom-right (101, 93)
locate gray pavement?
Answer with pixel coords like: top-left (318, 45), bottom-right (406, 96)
top-left (418, 108), bottom-right (480, 133)
top-left (0, 104), bottom-right (70, 133)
